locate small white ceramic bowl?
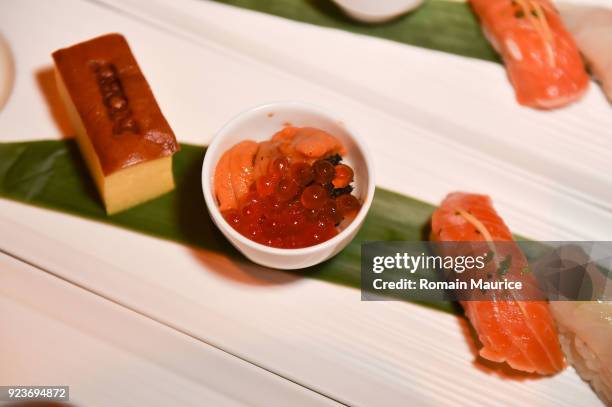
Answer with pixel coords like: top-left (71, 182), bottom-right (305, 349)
top-left (332, 0), bottom-right (424, 24)
top-left (202, 102), bottom-right (375, 270)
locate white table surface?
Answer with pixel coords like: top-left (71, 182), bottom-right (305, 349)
top-left (0, 0), bottom-right (610, 406)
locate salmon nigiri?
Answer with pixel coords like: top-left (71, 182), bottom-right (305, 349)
top-left (470, 0), bottom-right (589, 109)
top-left (431, 192), bottom-right (565, 375)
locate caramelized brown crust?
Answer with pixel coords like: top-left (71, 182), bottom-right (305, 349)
top-left (52, 33), bottom-right (179, 175)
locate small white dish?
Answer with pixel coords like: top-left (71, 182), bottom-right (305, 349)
top-left (202, 102), bottom-right (375, 270)
top-left (332, 0), bottom-right (424, 24)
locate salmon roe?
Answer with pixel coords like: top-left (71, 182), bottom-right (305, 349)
top-left (222, 156), bottom-right (361, 249)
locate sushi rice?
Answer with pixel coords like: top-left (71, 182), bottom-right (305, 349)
top-left (550, 301), bottom-right (612, 406)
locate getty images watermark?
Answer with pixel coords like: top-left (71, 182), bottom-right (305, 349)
top-left (361, 241), bottom-right (612, 302)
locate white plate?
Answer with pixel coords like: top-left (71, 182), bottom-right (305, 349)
top-left (0, 33), bottom-right (14, 112)
top-left (0, 251), bottom-right (337, 407)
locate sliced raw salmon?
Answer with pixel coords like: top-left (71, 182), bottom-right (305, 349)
top-left (431, 192), bottom-right (565, 375)
top-left (470, 0), bottom-right (589, 109)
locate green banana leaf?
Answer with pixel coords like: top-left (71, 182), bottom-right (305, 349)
top-left (212, 0), bottom-right (499, 62)
top-left (0, 140), bottom-right (459, 314)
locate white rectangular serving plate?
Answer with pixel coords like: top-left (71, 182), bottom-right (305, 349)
top-left (0, 251), bottom-right (338, 406)
top-left (0, 0), bottom-right (609, 405)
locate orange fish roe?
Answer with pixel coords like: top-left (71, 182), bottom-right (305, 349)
top-left (222, 156), bottom-right (360, 249)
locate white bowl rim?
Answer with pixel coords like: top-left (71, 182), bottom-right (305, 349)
top-left (201, 101), bottom-right (376, 257)
top-left (333, 0), bottom-right (422, 17)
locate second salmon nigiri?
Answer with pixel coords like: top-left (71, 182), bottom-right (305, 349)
top-left (431, 192), bottom-right (565, 375)
top-left (470, 0), bottom-right (589, 109)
